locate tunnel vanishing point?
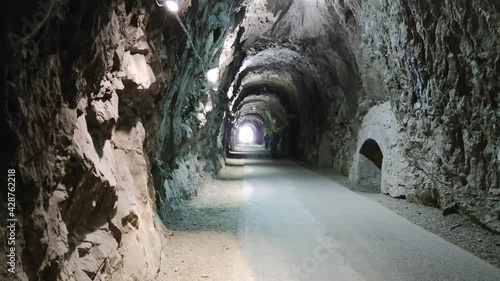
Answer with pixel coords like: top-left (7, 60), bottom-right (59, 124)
top-left (1, 0), bottom-right (500, 280)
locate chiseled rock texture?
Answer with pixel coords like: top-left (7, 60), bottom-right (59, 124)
top-left (152, 0), bottom-right (240, 217)
top-left (1, 0), bottom-right (238, 280)
top-left (1, 1), bottom-right (167, 279)
top-left (351, 0), bottom-right (500, 233)
top-left (301, 0), bottom-right (499, 233)
top-left (298, 0), bottom-right (500, 233)
top-left (1, 1), bottom-right (500, 280)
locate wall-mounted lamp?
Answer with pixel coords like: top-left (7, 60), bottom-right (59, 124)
top-left (156, 0), bottom-right (180, 12)
top-left (165, 0), bottom-right (179, 12)
top-left (207, 68), bottom-right (219, 84)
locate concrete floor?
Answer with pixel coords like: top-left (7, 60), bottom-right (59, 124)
top-left (235, 157), bottom-right (500, 281)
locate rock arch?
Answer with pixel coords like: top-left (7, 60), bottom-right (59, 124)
top-left (350, 102), bottom-right (410, 197)
top-left (357, 138), bottom-right (384, 190)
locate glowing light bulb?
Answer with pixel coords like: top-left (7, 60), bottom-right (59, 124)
top-left (165, 0), bottom-right (179, 12)
top-left (207, 68), bottom-right (219, 83)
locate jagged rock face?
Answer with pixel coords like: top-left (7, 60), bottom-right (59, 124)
top-left (1, 1), bottom-right (500, 280)
top-left (323, 0), bottom-right (499, 233)
top-left (1, 0), bottom-right (238, 280)
top-left (1, 0), bottom-right (168, 279)
top-left (351, 0), bottom-right (500, 233)
top-left (153, 0), bottom-right (240, 216)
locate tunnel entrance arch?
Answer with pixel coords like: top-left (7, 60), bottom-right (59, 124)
top-left (357, 138), bottom-right (383, 191)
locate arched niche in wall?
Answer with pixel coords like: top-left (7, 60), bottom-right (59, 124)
top-left (357, 138), bottom-right (384, 191)
top-left (349, 102), bottom-right (410, 197)
top-left (350, 123), bottom-right (390, 194)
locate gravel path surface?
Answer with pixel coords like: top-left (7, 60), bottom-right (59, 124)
top-left (303, 164), bottom-right (500, 269)
top-left (162, 165), bottom-right (254, 281)
top-left (359, 193), bottom-right (500, 268)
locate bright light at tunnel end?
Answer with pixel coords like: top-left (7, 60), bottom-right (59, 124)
top-left (238, 125), bottom-right (255, 144)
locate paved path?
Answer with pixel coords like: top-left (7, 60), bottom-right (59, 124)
top-left (237, 159), bottom-right (500, 281)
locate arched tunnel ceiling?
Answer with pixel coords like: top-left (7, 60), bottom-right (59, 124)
top-left (217, 0), bottom-right (361, 125)
top-left (229, 48), bottom-right (321, 119)
top-left (238, 0), bottom-right (342, 48)
top-left (218, 0), bottom-right (361, 164)
top-left (237, 113), bottom-right (265, 126)
top-left (235, 94), bottom-right (288, 131)
top-left (218, 0), bottom-right (363, 132)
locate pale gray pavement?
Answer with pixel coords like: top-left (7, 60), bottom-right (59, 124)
top-left (235, 158), bottom-right (500, 281)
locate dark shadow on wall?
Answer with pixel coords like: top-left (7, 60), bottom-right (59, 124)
top-left (359, 139), bottom-right (383, 169)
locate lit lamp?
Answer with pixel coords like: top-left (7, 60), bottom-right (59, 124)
top-left (165, 0), bottom-right (179, 12)
top-left (207, 68), bottom-right (219, 83)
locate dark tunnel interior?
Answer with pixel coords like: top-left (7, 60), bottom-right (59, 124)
top-left (1, 0), bottom-right (500, 280)
top-left (359, 139), bottom-right (383, 170)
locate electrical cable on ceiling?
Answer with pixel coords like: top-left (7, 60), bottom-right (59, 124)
top-left (209, 0), bottom-right (237, 64)
top-left (156, 0), bottom-right (238, 83)
top-left (174, 14), bottom-right (208, 77)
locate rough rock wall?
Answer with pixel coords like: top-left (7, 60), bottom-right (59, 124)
top-left (153, 0), bottom-right (240, 218)
top-left (270, 0), bottom-right (361, 167)
top-left (282, 5), bottom-right (360, 170)
top-left (279, 0), bottom-right (500, 233)
top-left (1, 0), bottom-right (242, 279)
top-left (350, 0), bottom-right (500, 233)
top-left (0, 0), bottom-right (174, 280)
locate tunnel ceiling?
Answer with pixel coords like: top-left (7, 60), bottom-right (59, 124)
top-left (234, 93), bottom-right (288, 132)
top-left (229, 48), bottom-right (315, 113)
top-left (220, 0), bottom-right (361, 146)
top-left (228, 0), bottom-right (358, 95)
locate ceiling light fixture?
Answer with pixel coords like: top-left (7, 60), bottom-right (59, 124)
top-left (164, 0), bottom-right (179, 12)
top-left (207, 68), bottom-right (219, 83)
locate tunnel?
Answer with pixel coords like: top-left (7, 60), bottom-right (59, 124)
top-left (1, 0), bottom-right (500, 280)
